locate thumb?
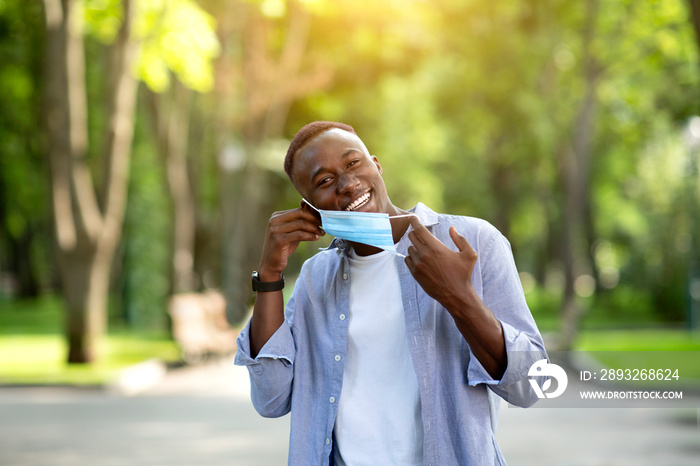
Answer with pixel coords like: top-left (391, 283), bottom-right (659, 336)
top-left (449, 226), bottom-right (473, 254)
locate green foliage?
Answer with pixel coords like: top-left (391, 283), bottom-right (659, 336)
top-left (585, 285), bottom-right (657, 326)
top-left (524, 285), bottom-right (562, 332)
top-left (526, 286), bottom-right (562, 318)
top-left (133, 0), bottom-right (220, 93)
top-left (85, 0), bottom-right (123, 42)
top-left (84, 0), bottom-right (220, 92)
top-left (0, 1), bottom-right (46, 227)
top-left (0, 0), bottom-right (52, 295)
top-left (118, 118), bottom-right (171, 331)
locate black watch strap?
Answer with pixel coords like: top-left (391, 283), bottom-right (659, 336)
top-left (252, 271), bottom-right (285, 292)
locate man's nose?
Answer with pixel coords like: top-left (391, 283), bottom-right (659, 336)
top-left (337, 173), bottom-right (360, 194)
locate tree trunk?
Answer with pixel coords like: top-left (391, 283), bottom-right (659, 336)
top-left (688, 0), bottom-right (700, 59)
top-left (557, 0), bottom-right (600, 351)
top-left (42, 0), bottom-right (138, 363)
top-left (147, 83), bottom-right (197, 294)
top-left (61, 242), bottom-right (110, 362)
top-left (225, 159), bottom-right (271, 323)
top-left (490, 162), bottom-right (513, 241)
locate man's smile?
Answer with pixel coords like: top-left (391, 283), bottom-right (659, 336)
top-left (344, 192), bottom-right (370, 211)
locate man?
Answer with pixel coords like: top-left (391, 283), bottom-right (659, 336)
top-left (235, 121), bottom-right (546, 465)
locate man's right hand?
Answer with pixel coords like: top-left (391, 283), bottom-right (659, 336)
top-left (258, 203), bottom-right (325, 280)
top-left (250, 202), bottom-right (324, 357)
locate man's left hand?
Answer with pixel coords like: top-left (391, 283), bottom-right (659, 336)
top-left (404, 216), bottom-right (477, 308)
top-left (405, 216), bottom-right (507, 379)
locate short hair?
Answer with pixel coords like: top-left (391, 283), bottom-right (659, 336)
top-left (284, 121), bottom-right (356, 181)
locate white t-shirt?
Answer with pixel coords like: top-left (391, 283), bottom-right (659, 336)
top-left (333, 249), bottom-right (423, 466)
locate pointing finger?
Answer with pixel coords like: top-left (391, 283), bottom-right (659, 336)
top-left (449, 226), bottom-right (468, 251)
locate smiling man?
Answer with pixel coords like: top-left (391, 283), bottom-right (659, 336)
top-left (235, 121), bottom-right (547, 465)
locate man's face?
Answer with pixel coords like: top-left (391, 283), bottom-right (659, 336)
top-left (292, 128), bottom-right (392, 214)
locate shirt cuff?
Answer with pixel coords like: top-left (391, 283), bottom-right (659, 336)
top-left (234, 319), bottom-right (295, 370)
top-left (466, 319), bottom-right (545, 386)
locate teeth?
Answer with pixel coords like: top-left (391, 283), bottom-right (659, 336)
top-left (345, 193), bottom-right (370, 211)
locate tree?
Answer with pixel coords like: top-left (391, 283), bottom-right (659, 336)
top-left (147, 83), bottom-right (197, 293)
top-left (556, 0), bottom-right (601, 350)
top-left (41, 0), bottom-right (219, 361)
top-left (42, 0), bottom-right (139, 363)
top-left (689, 0), bottom-right (700, 57)
top-left (138, 0), bottom-right (219, 295)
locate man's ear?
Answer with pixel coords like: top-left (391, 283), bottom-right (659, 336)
top-left (371, 155), bottom-right (383, 175)
top-left (300, 198), bottom-right (322, 221)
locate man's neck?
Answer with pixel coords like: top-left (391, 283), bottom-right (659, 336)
top-left (389, 208), bottom-right (412, 244)
top-left (349, 242), bottom-right (384, 257)
top-left (349, 205), bottom-right (411, 257)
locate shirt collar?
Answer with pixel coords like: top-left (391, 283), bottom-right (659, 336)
top-left (410, 202), bottom-right (438, 227)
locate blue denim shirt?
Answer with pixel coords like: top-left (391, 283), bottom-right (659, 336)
top-left (235, 203), bottom-right (547, 466)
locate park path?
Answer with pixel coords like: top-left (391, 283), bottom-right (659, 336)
top-left (0, 356), bottom-right (697, 465)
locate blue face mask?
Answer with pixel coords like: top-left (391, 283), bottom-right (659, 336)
top-left (303, 199), bottom-right (412, 255)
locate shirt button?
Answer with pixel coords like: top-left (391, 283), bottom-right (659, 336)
top-left (339, 314), bottom-right (346, 320)
top-left (329, 396), bottom-right (336, 403)
top-left (343, 273), bottom-right (348, 280)
top-left (326, 438), bottom-right (331, 445)
top-left (334, 355), bottom-right (341, 361)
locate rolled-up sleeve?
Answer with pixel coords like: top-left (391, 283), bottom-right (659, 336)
top-left (465, 228), bottom-right (547, 408)
top-left (234, 298), bottom-right (297, 417)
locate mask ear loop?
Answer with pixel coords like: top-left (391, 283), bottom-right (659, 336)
top-left (301, 198), bottom-right (320, 213)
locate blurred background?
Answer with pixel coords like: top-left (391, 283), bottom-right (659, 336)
top-left (0, 0), bottom-right (699, 463)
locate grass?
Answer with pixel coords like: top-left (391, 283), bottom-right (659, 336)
top-left (575, 329), bottom-right (700, 351)
top-left (0, 296), bottom-right (64, 334)
top-left (574, 328), bottom-right (700, 385)
top-left (0, 295), bottom-right (180, 386)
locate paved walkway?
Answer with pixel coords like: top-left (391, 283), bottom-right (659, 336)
top-left (0, 357), bottom-right (697, 465)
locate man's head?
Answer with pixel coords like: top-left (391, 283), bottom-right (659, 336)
top-left (284, 121), bottom-right (357, 181)
top-left (284, 121), bottom-right (394, 214)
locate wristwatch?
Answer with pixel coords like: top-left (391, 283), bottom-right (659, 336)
top-left (251, 271), bottom-right (285, 292)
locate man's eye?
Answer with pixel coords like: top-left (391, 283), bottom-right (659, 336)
top-left (348, 159), bottom-right (360, 168)
top-left (318, 177), bottom-right (331, 187)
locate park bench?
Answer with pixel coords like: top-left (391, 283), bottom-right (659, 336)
top-left (167, 290), bottom-right (237, 364)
